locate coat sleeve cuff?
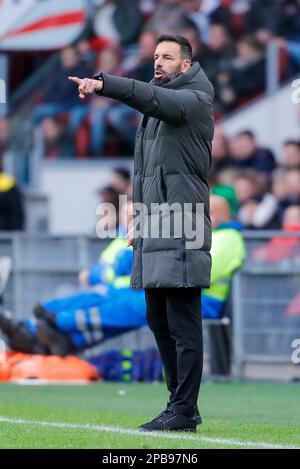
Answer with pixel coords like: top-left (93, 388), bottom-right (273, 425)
top-left (93, 72), bottom-right (135, 100)
top-left (93, 72), bottom-right (106, 95)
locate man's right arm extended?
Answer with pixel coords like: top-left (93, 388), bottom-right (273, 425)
top-left (69, 73), bottom-right (211, 127)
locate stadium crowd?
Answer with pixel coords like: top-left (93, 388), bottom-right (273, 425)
top-left (97, 139), bottom-right (300, 231)
top-left (28, 0), bottom-right (300, 158)
top-left (210, 128), bottom-right (300, 229)
top-left (27, 0), bottom-right (300, 232)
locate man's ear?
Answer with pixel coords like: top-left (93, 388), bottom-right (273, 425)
top-left (181, 60), bottom-right (192, 73)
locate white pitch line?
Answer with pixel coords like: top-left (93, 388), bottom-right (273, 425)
top-left (0, 416), bottom-right (298, 449)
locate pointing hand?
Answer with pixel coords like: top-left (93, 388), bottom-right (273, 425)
top-left (68, 76), bottom-right (103, 99)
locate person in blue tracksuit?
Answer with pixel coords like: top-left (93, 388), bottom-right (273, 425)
top-left (35, 244), bottom-right (146, 351)
top-left (0, 196), bottom-right (244, 355)
top-left (0, 235), bottom-right (144, 355)
top-left (0, 201), bottom-right (146, 355)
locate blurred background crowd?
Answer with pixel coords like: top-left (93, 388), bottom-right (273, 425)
top-left (17, 0), bottom-right (300, 154)
top-left (1, 0), bottom-right (300, 232)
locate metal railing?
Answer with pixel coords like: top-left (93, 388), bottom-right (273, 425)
top-left (233, 231), bottom-right (300, 378)
top-left (0, 231), bottom-right (299, 379)
top-left (0, 233), bottom-right (110, 315)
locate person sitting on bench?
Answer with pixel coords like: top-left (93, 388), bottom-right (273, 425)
top-left (0, 196), bottom-right (244, 355)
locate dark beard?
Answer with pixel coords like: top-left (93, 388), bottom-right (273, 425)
top-left (153, 70), bottom-right (182, 86)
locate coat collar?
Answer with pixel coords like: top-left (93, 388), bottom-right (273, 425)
top-left (150, 62), bottom-right (202, 90)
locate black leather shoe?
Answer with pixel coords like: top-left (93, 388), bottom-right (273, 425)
top-left (33, 304), bottom-right (56, 326)
top-left (166, 401), bottom-right (202, 425)
top-left (36, 319), bottom-right (75, 357)
top-left (9, 323), bottom-right (49, 354)
top-left (139, 408), bottom-right (197, 432)
top-left (0, 309), bottom-right (48, 354)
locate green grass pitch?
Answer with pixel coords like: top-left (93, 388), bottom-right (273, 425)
top-left (0, 381), bottom-right (299, 449)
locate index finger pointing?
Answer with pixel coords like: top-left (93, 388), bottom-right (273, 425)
top-left (68, 76), bottom-right (82, 85)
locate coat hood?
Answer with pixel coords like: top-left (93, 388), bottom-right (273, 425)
top-left (152, 62), bottom-right (214, 98)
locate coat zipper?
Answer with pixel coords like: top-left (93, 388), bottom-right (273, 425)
top-left (133, 119), bottom-right (147, 289)
top-left (182, 237), bottom-right (187, 287)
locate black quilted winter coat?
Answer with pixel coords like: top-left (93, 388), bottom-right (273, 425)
top-left (95, 62), bottom-right (214, 290)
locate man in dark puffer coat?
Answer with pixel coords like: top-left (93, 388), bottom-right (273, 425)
top-left (69, 34), bottom-right (214, 432)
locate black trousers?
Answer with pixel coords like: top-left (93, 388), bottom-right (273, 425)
top-left (145, 287), bottom-right (203, 418)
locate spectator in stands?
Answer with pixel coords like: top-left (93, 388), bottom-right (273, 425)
top-left (216, 168), bottom-right (240, 188)
top-left (210, 178), bottom-right (239, 217)
top-left (68, 44), bottom-right (125, 156)
top-left (80, 186), bottom-right (123, 289)
top-left (279, 0), bottom-right (300, 41)
top-left (111, 167), bottom-right (132, 195)
top-left (210, 125), bottom-right (232, 174)
top-left (68, 42), bottom-right (140, 156)
top-left (93, 0), bottom-right (142, 45)
top-left (125, 32), bottom-right (157, 83)
top-left (202, 194), bottom-right (245, 318)
top-left (281, 140), bottom-right (300, 169)
top-left (199, 23), bottom-right (235, 87)
top-left (252, 204), bottom-right (300, 263)
top-left (180, 24), bottom-right (237, 105)
top-left (272, 169), bottom-right (288, 220)
top-left (245, 0), bottom-right (284, 38)
top-left (227, 0), bottom-right (251, 17)
top-left (228, 130), bottom-right (277, 176)
top-left (96, 185), bottom-right (121, 233)
top-left (0, 164), bottom-right (24, 231)
top-left (23, 0), bottom-right (300, 162)
top-left (272, 2), bottom-right (300, 75)
top-left (41, 117), bottom-right (74, 159)
top-left (179, 25), bottom-right (204, 61)
top-left (244, 2), bottom-right (299, 79)
top-left (234, 170), bottom-right (281, 229)
top-left (76, 39), bottom-right (97, 68)
top-left (281, 204), bottom-right (300, 235)
top-left (274, 35), bottom-right (300, 76)
top-left (95, 33), bottom-right (159, 153)
top-left (277, 169), bottom-right (300, 216)
top-left (181, 0), bottom-right (232, 42)
top-left (217, 36), bottom-right (265, 111)
top-left (144, 0), bottom-right (189, 36)
top-left (33, 47), bottom-right (92, 124)
top-left (105, 105), bottom-right (140, 155)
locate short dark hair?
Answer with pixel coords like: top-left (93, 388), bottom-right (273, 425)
top-left (236, 130), bottom-right (255, 140)
top-left (155, 34), bottom-right (193, 61)
top-left (283, 140), bottom-right (300, 148)
top-left (113, 167), bottom-right (131, 182)
top-left (98, 185), bottom-right (120, 215)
